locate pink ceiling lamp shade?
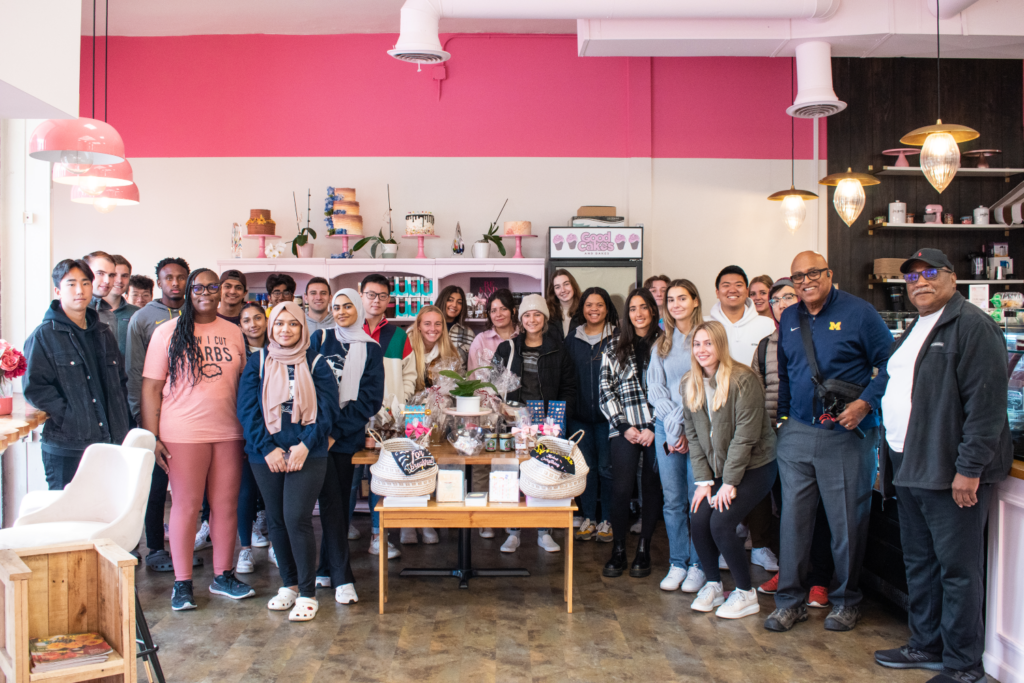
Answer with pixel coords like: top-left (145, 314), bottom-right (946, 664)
top-left (29, 118), bottom-right (126, 173)
top-left (53, 159), bottom-right (134, 198)
top-left (70, 182), bottom-right (140, 212)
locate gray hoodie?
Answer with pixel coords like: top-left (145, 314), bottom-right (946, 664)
top-left (305, 311), bottom-right (335, 333)
top-left (124, 300), bottom-right (184, 420)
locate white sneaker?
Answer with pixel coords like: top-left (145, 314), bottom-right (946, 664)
top-left (313, 502), bottom-right (320, 517)
top-left (680, 565), bottom-right (706, 593)
top-left (715, 587), bottom-right (760, 619)
top-left (255, 510), bottom-right (268, 536)
top-left (537, 534), bottom-right (561, 553)
top-left (690, 582), bottom-right (725, 612)
top-left (744, 533), bottom-right (753, 550)
top-left (479, 528), bottom-right (495, 539)
top-left (719, 554), bottom-right (729, 570)
top-left (348, 524), bottom-right (361, 541)
top-left (269, 546), bottom-right (278, 567)
top-left (194, 521), bottom-right (211, 550)
top-left (420, 528), bottom-right (439, 544)
top-left (595, 520), bottom-right (613, 542)
top-left (400, 528), bottom-right (418, 544)
top-left (369, 535), bottom-right (402, 559)
top-left (660, 565), bottom-right (687, 591)
top-left (336, 583), bottom-right (358, 604)
top-left (251, 526), bottom-right (269, 548)
top-left (236, 548), bottom-right (255, 574)
top-left (500, 533), bottom-right (521, 553)
top-left (315, 576), bottom-right (331, 588)
top-left (751, 547), bottom-right (779, 572)
top-left (573, 516), bottom-right (583, 528)
top-left (630, 520), bottom-right (642, 534)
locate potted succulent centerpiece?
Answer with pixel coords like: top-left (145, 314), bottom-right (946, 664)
top-left (439, 366), bottom-right (497, 413)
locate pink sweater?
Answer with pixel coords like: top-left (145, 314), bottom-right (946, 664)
top-left (467, 328), bottom-right (518, 371)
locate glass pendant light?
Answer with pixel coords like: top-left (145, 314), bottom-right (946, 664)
top-left (900, 0), bottom-right (978, 193)
top-left (768, 57), bottom-right (817, 232)
top-left (819, 168), bottom-right (879, 227)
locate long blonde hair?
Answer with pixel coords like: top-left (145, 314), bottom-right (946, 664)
top-left (408, 305), bottom-right (460, 392)
top-left (658, 279), bottom-right (703, 358)
top-left (683, 320), bottom-right (748, 413)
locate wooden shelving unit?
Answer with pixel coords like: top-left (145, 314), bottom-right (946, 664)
top-left (868, 277), bottom-right (1024, 289)
top-left (874, 166), bottom-right (1024, 178)
top-left (868, 222), bottom-right (1023, 235)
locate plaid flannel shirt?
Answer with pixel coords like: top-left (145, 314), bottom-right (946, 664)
top-left (447, 321), bottom-right (476, 367)
top-left (599, 336), bottom-right (654, 438)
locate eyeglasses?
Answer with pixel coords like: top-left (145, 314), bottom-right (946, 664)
top-left (362, 291), bottom-right (389, 301)
top-left (903, 267), bottom-right (951, 284)
top-left (769, 293), bottom-right (798, 306)
top-left (191, 283), bottom-right (221, 294)
top-left (791, 268), bottom-right (830, 284)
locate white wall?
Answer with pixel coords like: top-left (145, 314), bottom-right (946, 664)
top-left (0, 0), bottom-right (81, 119)
top-left (50, 154), bottom-right (824, 320)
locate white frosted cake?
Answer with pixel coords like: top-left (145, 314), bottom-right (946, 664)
top-left (504, 221), bottom-right (532, 236)
top-left (331, 188), bottom-right (362, 235)
top-left (406, 212), bottom-right (435, 235)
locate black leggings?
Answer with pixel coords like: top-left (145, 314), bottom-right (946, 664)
top-left (145, 464), bottom-right (169, 551)
top-left (251, 458), bottom-right (327, 598)
top-left (691, 461), bottom-right (778, 591)
top-left (317, 451), bottom-right (356, 587)
top-left (609, 435), bottom-right (662, 542)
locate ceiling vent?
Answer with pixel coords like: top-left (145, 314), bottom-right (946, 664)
top-left (388, 0), bottom-right (450, 64)
top-left (786, 41), bottom-right (846, 118)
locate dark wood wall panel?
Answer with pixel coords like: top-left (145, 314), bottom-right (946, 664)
top-left (827, 57), bottom-right (1024, 308)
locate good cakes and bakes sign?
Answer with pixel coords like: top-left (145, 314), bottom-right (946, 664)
top-left (549, 226), bottom-right (642, 259)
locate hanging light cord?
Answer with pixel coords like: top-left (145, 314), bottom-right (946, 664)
top-left (791, 56), bottom-right (796, 187)
top-left (104, 0), bottom-right (108, 122)
top-left (936, 0), bottom-right (941, 119)
top-left (91, 0), bottom-right (96, 119)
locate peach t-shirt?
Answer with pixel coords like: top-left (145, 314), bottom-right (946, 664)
top-left (142, 317), bottom-right (247, 443)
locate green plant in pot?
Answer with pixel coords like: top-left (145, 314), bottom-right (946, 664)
top-left (290, 190), bottom-right (317, 257)
top-left (439, 367), bottom-right (497, 413)
top-left (352, 184), bottom-right (399, 258)
top-left (473, 198), bottom-right (508, 259)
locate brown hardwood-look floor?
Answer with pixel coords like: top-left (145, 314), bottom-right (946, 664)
top-left (135, 517), bottom-right (957, 683)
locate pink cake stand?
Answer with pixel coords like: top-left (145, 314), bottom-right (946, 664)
top-left (401, 234), bottom-right (439, 259)
top-left (326, 233), bottom-right (355, 256)
top-left (509, 234), bottom-right (537, 258)
top-left (243, 233), bottom-right (281, 258)
top-left (882, 148), bottom-right (920, 168)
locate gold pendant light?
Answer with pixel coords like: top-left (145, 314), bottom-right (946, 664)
top-left (819, 169), bottom-right (880, 227)
top-left (768, 57), bottom-right (818, 232)
top-left (899, 0), bottom-right (979, 193)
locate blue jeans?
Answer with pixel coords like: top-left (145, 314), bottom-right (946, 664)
top-left (654, 419), bottom-right (700, 570)
top-left (349, 465), bottom-right (380, 531)
top-left (568, 418), bottom-right (613, 523)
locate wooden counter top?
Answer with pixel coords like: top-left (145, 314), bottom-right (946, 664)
top-left (353, 442), bottom-right (526, 466)
top-left (0, 395), bottom-right (46, 450)
top-left (1011, 460), bottom-right (1024, 481)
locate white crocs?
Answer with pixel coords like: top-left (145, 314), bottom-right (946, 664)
top-left (268, 587), bottom-right (297, 611)
top-left (289, 597), bottom-right (319, 622)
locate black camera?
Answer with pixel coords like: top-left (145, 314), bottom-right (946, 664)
top-left (813, 382), bottom-right (866, 439)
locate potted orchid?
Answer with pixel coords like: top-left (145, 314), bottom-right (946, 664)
top-left (0, 341), bottom-right (27, 415)
top-left (474, 198), bottom-right (508, 259)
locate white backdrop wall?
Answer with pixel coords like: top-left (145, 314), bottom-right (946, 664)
top-left (50, 155), bottom-right (824, 315)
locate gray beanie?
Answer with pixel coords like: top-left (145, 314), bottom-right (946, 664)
top-left (770, 278), bottom-right (795, 298)
top-left (518, 294), bottom-right (549, 321)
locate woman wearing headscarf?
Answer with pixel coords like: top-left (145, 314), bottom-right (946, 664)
top-left (309, 289), bottom-right (385, 606)
top-left (237, 301), bottom-right (340, 622)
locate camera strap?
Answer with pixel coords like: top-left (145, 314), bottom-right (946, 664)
top-left (798, 312), bottom-right (827, 396)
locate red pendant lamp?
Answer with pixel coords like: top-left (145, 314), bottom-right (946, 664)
top-left (70, 182), bottom-right (140, 213)
top-left (53, 159), bottom-right (134, 196)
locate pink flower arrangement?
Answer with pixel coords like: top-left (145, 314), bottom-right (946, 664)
top-left (0, 341), bottom-right (26, 387)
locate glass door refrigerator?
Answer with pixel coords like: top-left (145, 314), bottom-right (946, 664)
top-left (546, 226), bottom-right (644, 313)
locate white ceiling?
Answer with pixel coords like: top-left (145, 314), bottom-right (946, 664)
top-left (80, 0), bottom-right (575, 36)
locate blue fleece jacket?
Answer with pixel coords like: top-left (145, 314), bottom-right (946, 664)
top-left (237, 348), bottom-right (341, 464)
top-left (777, 288), bottom-right (892, 431)
top-left (309, 328), bottom-right (385, 455)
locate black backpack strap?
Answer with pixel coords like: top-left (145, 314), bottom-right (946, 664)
top-left (798, 312), bottom-right (825, 390)
top-left (757, 336), bottom-right (769, 386)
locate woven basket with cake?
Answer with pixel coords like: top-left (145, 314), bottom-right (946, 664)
top-left (518, 432), bottom-right (588, 499)
top-left (369, 435), bottom-right (438, 497)
top-left (246, 209), bottom-right (277, 235)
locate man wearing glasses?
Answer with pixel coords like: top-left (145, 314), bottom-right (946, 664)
top-left (765, 251), bottom-right (893, 633)
top-left (873, 249), bottom-right (1010, 683)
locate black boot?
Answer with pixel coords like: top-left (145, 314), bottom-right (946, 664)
top-left (603, 539), bottom-right (627, 577)
top-left (629, 537), bottom-right (652, 578)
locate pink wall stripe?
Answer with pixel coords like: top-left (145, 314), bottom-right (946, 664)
top-left (81, 34), bottom-right (825, 160)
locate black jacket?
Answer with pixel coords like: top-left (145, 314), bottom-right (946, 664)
top-left (492, 334), bottom-right (577, 418)
top-left (23, 302), bottom-right (130, 452)
top-left (563, 326), bottom-right (615, 423)
top-left (877, 292), bottom-right (1011, 489)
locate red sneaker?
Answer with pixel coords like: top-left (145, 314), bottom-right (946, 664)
top-left (806, 586), bottom-right (830, 608)
top-left (758, 573), bottom-right (779, 595)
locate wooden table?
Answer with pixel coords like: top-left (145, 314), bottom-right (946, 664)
top-left (0, 396), bottom-right (46, 451)
top-left (376, 500), bottom-right (576, 614)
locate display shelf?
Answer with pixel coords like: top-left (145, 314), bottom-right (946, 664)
top-left (874, 166), bottom-right (1024, 178)
top-left (868, 277), bottom-right (1024, 289)
top-left (868, 222), bottom-right (1022, 235)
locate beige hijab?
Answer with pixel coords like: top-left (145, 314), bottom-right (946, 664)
top-left (262, 301), bottom-right (317, 434)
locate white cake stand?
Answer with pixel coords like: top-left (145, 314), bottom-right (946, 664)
top-left (244, 233), bottom-right (281, 259)
top-left (509, 234), bottom-right (537, 259)
top-left (402, 233), bottom-right (439, 259)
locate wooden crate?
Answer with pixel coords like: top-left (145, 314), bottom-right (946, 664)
top-left (0, 540), bottom-right (136, 683)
